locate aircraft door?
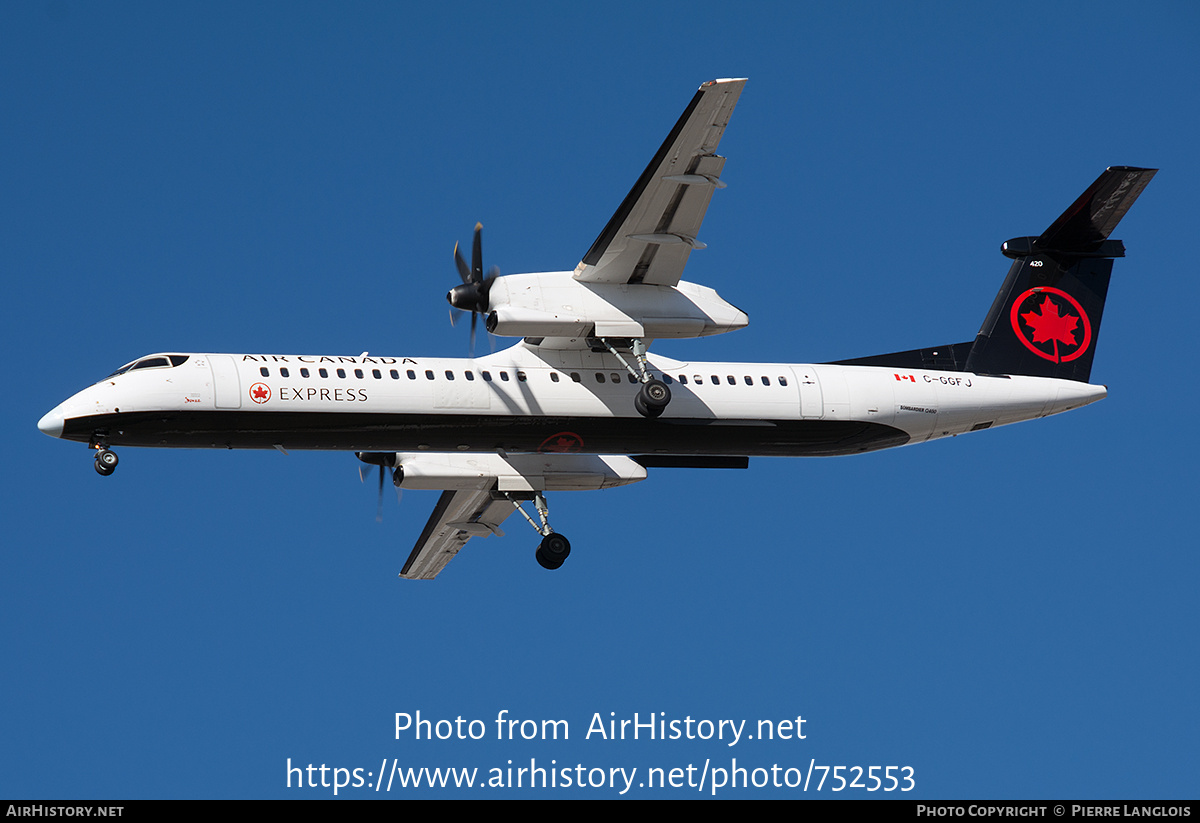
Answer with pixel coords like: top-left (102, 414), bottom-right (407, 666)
top-left (792, 367), bottom-right (823, 419)
top-left (208, 355), bottom-right (242, 409)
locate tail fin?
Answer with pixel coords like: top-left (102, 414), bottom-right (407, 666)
top-left (964, 167), bottom-right (1156, 382)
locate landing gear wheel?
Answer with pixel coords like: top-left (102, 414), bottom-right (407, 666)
top-left (635, 379), bottom-right (671, 418)
top-left (535, 533), bottom-right (571, 570)
top-left (94, 449), bottom-right (118, 476)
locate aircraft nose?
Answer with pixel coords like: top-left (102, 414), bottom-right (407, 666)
top-left (37, 407), bottom-right (64, 438)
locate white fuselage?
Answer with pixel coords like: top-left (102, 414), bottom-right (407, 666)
top-left (39, 342), bottom-right (1106, 457)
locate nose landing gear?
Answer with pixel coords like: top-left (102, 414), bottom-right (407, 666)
top-left (94, 448), bottom-right (119, 476)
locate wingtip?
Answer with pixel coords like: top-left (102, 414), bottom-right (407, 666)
top-left (701, 77), bottom-right (748, 89)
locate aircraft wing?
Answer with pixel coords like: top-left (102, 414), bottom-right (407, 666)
top-left (573, 78), bottom-right (746, 288)
top-left (400, 489), bottom-right (516, 580)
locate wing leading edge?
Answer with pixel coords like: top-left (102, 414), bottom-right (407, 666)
top-left (573, 78), bottom-right (746, 288)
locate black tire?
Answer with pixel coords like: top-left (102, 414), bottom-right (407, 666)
top-left (96, 449), bottom-right (118, 470)
top-left (535, 533), bottom-right (571, 570)
top-left (634, 390), bottom-right (664, 419)
top-left (94, 460), bottom-right (114, 477)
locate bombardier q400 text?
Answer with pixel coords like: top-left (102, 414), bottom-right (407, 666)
top-left (38, 79), bottom-right (1156, 578)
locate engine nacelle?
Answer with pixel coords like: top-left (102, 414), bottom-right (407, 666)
top-left (482, 271), bottom-right (748, 340)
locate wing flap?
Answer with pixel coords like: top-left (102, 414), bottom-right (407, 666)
top-left (575, 79), bottom-right (746, 287)
top-left (400, 489), bottom-right (515, 580)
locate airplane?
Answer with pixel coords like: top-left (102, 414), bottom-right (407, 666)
top-left (37, 78), bottom-right (1156, 579)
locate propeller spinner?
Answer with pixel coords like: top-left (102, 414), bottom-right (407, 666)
top-left (447, 222), bottom-right (499, 355)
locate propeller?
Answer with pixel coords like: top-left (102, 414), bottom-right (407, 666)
top-left (357, 453), bottom-right (402, 521)
top-left (447, 222), bottom-right (499, 356)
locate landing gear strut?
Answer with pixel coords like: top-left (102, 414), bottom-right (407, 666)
top-left (94, 448), bottom-right (118, 477)
top-left (504, 491), bottom-right (572, 571)
top-left (596, 337), bottom-right (672, 418)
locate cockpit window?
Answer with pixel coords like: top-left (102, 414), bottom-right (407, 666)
top-left (105, 361), bottom-right (138, 379)
top-left (130, 357), bottom-right (171, 371)
top-left (105, 354), bottom-right (189, 379)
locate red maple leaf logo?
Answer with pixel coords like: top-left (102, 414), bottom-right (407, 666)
top-left (252, 385), bottom-right (269, 399)
top-left (1019, 297), bottom-right (1082, 363)
top-left (538, 432), bottom-right (583, 453)
top-left (1010, 287), bottom-right (1092, 363)
top-left (250, 383), bottom-right (271, 403)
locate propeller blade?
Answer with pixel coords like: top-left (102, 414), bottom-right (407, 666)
top-left (471, 222), bottom-right (483, 284)
top-left (448, 223), bottom-right (499, 352)
top-left (454, 242), bottom-right (471, 285)
top-left (375, 465), bottom-right (384, 522)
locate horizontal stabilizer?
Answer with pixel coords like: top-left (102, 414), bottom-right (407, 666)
top-left (1033, 166), bottom-right (1156, 253)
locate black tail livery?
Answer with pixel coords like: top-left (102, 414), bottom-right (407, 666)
top-left (837, 167), bottom-right (1156, 382)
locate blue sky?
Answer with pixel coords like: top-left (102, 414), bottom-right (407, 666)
top-left (3, 1), bottom-right (1198, 799)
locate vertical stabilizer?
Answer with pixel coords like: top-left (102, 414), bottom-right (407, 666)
top-left (964, 167), bottom-right (1155, 382)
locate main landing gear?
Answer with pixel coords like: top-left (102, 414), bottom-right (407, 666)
top-left (504, 491), bottom-right (572, 570)
top-left (596, 337), bottom-right (672, 419)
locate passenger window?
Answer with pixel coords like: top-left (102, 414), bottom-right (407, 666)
top-left (425, 370), bottom-right (435, 380)
top-left (727, 375), bottom-right (735, 385)
top-left (280, 367), bottom-right (290, 378)
top-left (596, 373), bottom-right (606, 384)
top-left (465, 371), bottom-right (474, 381)
top-left (744, 375), bottom-right (752, 385)
top-left (337, 368), bottom-right (346, 378)
top-left (445, 370), bottom-right (455, 381)
top-left (517, 371), bottom-right (527, 382)
top-left (761, 376), bottom-right (770, 386)
top-left (627, 374), bottom-right (637, 383)
top-left (389, 369), bottom-right (398, 379)
top-left (319, 368), bottom-right (329, 378)
top-left (500, 372), bottom-right (510, 382)
top-left (406, 370), bottom-right (416, 379)
top-left (693, 375), bottom-right (702, 384)
top-left (570, 372), bottom-right (581, 382)
top-left (679, 375), bottom-right (687, 384)
top-left (354, 369), bottom-right (364, 379)
top-left (482, 371), bottom-right (492, 382)
top-left (779, 376), bottom-right (788, 386)
top-left (610, 373), bottom-right (620, 383)
top-left (550, 373), bottom-right (560, 382)
top-left (711, 375), bottom-right (719, 385)
top-left (260, 367), bottom-right (270, 377)
top-left (664, 374), bottom-right (673, 384)
top-left (300, 368), bottom-right (310, 378)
